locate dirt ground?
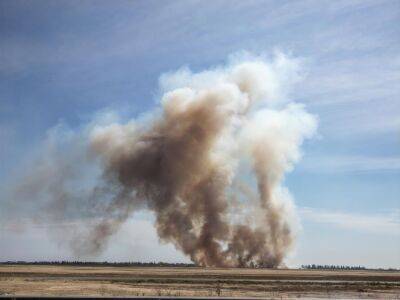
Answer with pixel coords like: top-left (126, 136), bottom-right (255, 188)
top-left (0, 265), bottom-right (399, 299)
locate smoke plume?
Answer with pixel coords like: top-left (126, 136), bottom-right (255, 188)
top-left (7, 53), bottom-right (317, 267)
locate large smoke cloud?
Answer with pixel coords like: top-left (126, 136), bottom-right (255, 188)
top-left (6, 53), bottom-right (317, 267)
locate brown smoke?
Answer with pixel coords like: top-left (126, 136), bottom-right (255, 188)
top-left (9, 54), bottom-right (317, 267)
top-left (85, 55), bottom-right (316, 267)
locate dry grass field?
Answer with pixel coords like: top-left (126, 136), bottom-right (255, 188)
top-left (0, 264), bottom-right (399, 299)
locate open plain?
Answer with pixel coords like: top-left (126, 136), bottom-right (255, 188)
top-left (0, 264), bottom-right (399, 299)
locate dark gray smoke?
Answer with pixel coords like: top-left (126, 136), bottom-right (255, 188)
top-left (7, 53), bottom-right (317, 267)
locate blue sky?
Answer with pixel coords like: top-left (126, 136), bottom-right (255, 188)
top-left (0, 0), bottom-right (399, 268)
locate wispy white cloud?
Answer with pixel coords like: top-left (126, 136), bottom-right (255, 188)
top-left (297, 52), bottom-right (400, 136)
top-left (300, 155), bottom-right (400, 173)
top-left (314, 100), bottom-right (400, 137)
top-left (300, 207), bottom-right (400, 235)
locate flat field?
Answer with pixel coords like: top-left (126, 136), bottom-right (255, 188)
top-left (0, 264), bottom-right (399, 299)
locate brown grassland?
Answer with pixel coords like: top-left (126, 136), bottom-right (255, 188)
top-left (0, 264), bottom-right (399, 299)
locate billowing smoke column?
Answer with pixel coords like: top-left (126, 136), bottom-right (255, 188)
top-left (9, 53), bottom-right (317, 267)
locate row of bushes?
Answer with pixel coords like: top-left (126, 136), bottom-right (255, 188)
top-left (0, 260), bottom-right (196, 267)
top-left (301, 264), bottom-right (398, 271)
top-left (301, 264), bottom-right (366, 270)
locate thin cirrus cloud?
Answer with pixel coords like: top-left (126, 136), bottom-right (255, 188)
top-left (298, 54), bottom-right (400, 137)
top-left (299, 155), bottom-right (400, 173)
top-left (299, 207), bottom-right (400, 236)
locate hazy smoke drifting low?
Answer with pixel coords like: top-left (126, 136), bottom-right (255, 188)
top-left (7, 53), bottom-right (317, 267)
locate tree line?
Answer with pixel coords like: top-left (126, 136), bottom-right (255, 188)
top-left (301, 264), bottom-right (366, 270)
top-left (0, 261), bottom-right (196, 267)
top-left (301, 264), bottom-right (399, 271)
